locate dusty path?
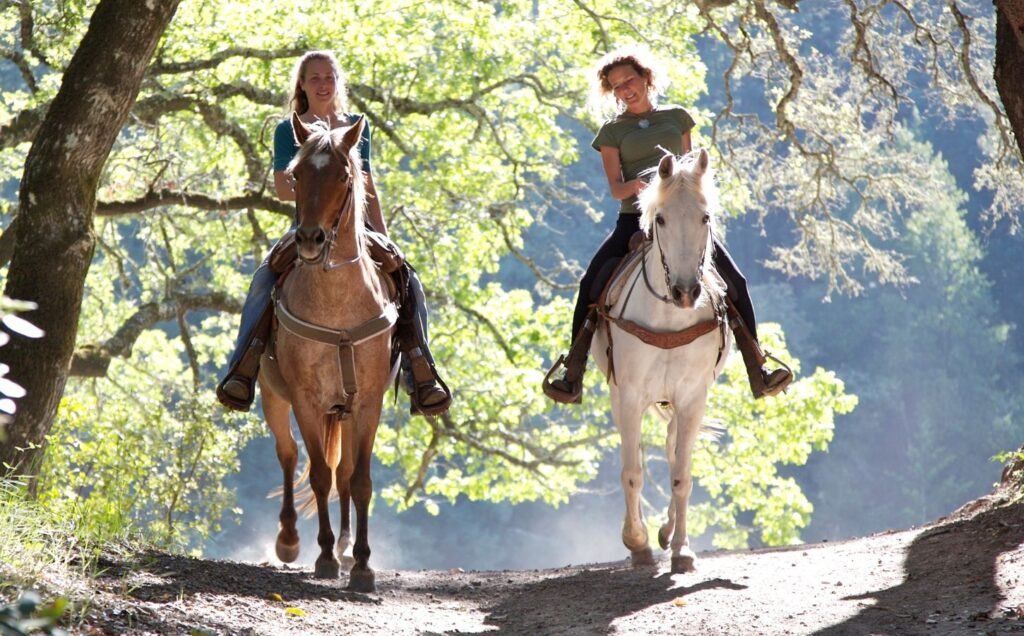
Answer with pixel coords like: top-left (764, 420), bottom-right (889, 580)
top-left (75, 496), bottom-right (1024, 635)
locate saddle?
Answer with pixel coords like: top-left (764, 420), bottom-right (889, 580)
top-left (593, 231), bottom-right (647, 310)
top-left (592, 232), bottom-right (727, 383)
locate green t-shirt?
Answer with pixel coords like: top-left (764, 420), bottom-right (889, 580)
top-left (591, 105), bottom-right (695, 215)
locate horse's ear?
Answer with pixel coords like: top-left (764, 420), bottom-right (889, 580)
top-left (340, 115), bottom-right (366, 154)
top-left (658, 154), bottom-right (675, 180)
top-left (694, 148), bottom-right (709, 175)
top-left (292, 111), bottom-right (311, 146)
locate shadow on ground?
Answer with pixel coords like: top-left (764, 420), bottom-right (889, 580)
top-left (817, 501), bottom-right (1024, 635)
top-left (483, 563), bottom-right (746, 634)
top-left (97, 550), bottom-right (375, 605)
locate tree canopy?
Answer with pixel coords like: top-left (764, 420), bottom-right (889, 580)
top-left (1, 0), bottom-right (1019, 553)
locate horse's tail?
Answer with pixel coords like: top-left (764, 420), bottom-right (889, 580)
top-left (324, 411), bottom-right (342, 472)
top-left (293, 413), bottom-right (344, 518)
top-left (654, 401), bottom-right (725, 440)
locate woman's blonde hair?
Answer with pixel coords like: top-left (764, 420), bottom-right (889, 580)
top-left (588, 44), bottom-right (669, 120)
top-left (286, 50), bottom-right (349, 115)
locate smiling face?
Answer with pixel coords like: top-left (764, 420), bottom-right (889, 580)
top-left (606, 63), bottom-right (652, 115)
top-left (300, 58), bottom-right (339, 115)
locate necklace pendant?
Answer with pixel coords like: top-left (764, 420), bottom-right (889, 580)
top-left (638, 118), bottom-right (650, 129)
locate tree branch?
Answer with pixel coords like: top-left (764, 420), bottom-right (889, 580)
top-left (95, 189), bottom-right (291, 217)
top-left (69, 290), bottom-right (242, 377)
top-left (148, 45), bottom-right (308, 75)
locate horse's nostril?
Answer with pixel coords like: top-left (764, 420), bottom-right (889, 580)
top-left (296, 226), bottom-right (326, 246)
top-left (692, 284), bottom-right (702, 301)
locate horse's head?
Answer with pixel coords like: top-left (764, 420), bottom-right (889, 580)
top-left (288, 112), bottom-right (366, 264)
top-left (638, 149), bottom-right (720, 309)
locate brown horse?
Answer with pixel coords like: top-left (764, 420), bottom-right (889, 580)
top-left (257, 113), bottom-right (396, 593)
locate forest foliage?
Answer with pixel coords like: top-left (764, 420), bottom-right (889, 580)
top-left (0, 0), bottom-right (1019, 557)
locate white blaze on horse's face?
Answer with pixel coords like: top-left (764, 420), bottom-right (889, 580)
top-left (652, 151), bottom-right (712, 310)
top-left (309, 152), bottom-right (331, 171)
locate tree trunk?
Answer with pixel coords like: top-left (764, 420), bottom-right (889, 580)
top-left (996, 0), bottom-right (1024, 161)
top-left (0, 0), bottom-right (181, 479)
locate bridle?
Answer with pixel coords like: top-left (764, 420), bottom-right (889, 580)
top-left (641, 208), bottom-right (711, 306)
top-left (297, 149), bottom-right (363, 272)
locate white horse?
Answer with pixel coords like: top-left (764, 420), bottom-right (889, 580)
top-left (592, 149), bottom-right (731, 574)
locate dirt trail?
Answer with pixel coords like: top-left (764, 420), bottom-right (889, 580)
top-left (74, 494), bottom-right (1024, 635)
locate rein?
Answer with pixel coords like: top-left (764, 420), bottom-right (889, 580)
top-left (272, 286), bottom-right (398, 419)
top-left (320, 175), bottom-right (363, 271)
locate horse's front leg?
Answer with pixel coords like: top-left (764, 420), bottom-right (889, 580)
top-left (613, 391), bottom-right (654, 567)
top-left (668, 403), bottom-right (706, 574)
top-left (295, 405), bottom-right (340, 579)
top-left (263, 389), bottom-right (300, 563)
top-left (347, 414), bottom-right (380, 593)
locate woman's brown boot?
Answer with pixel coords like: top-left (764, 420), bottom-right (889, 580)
top-left (216, 306), bottom-right (273, 411)
top-left (404, 345), bottom-right (452, 417)
top-left (543, 308), bottom-right (598, 404)
top-left (726, 301), bottom-right (792, 399)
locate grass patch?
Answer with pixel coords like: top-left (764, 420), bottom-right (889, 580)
top-left (0, 476), bottom-right (145, 634)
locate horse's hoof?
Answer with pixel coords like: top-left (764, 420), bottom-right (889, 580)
top-left (671, 554), bottom-right (696, 574)
top-left (630, 548), bottom-right (656, 567)
top-left (276, 539), bottom-right (300, 563)
top-left (314, 557), bottom-right (341, 579)
top-left (347, 566), bottom-right (376, 593)
top-left (658, 526), bottom-right (671, 551)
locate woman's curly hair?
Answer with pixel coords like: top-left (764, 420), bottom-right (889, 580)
top-left (588, 44), bottom-right (669, 120)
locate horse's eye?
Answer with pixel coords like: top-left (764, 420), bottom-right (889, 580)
top-left (702, 213), bottom-right (710, 224)
top-left (655, 214), bottom-right (665, 226)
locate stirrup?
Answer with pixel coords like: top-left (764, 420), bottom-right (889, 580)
top-left (753, 351), bottom-right (793, 399)
top-left (216, 375), bottom-right (254, 412)
top-left (407, 352), bottom-right (452, 417)
top-left (542, 355), bottom-right (582, 404)
top-left (410, 383), bottom-right (451, 417)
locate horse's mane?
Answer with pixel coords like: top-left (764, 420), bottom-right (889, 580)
top-left (636, 150), bottom-right (720, 242)
top-left (288, 121), bottom-right (367, 231)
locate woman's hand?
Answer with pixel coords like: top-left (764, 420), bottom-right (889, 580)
top-left (633, 179), bottom-right (647, 196)
top-left (274, 170), bottom-right (296, 201)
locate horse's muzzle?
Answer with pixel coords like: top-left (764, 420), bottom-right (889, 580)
top-left (296, 225), bottom-right (328, 263)
top-left (671, 282), bottom-right (701, 309)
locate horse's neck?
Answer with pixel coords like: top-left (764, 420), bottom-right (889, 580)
top-left (328, 220), bottom-right (362, 263)
top-left (286, 253), bottom-right (386, 323)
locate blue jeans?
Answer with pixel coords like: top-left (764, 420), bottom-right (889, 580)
top-left (224, 256), bottom-right (276, 372)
